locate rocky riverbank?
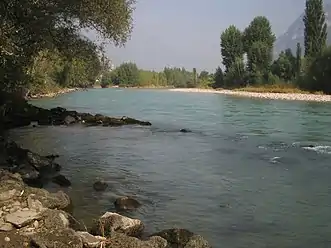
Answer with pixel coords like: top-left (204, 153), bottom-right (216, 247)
top-left (0, 168), bottom-right (211, 247)
top-left (169, 88), bottom-right (331, 102)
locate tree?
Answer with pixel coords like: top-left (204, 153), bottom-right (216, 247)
top-left (295, 42), bottom-right (302, 78)
top-left (193, 68), bottom-right (197, 86)
top-left (271, 50), bottom-right (296, 81)
top-left (243, 16), bottom-right (275, 73)
top-left (220, 25), bottom-right (244, 72)
top-left (1, 0), bottom-right (135, 92)
top-left (303, 0), bottom-right (327, 58)
top-left (243, 16), bottom-right (276, 53)
top-left (247, 41), bottom-right (272, 75)
top-left (225, 57), bottom-right (246, 88)
top-left (304, 46), bottom-right (331, 93)
top-left (212, 67), bottom-right (224, 88)
top-left (111, 62), bottom-right (139, 86)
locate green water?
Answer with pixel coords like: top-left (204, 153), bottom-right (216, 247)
top-left (9, 88), bottom-right (331, 247)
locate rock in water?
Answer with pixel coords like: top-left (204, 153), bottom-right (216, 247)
top-left (151, 228), bottom-right (211, 248)
top-left (64, 115), bottom-right (76, 125)
top-left (180, 128), bottom-right (192, 133)
top-left (114, 196), bottom-right (141, 211)
top-left (52, 174), bottom-right (71, 187)
top-left (93, 181), bottom-right (108, 191)
top-left (90, 212), bottom-right (144, 238)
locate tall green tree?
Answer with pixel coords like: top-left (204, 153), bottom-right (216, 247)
top-left (243, 16), bottom-right (275, 73)
top-left (295, 42), bottom-right (302, 78)
top-left (271, 50), bottom-right (296, 81)
top-left (212, 67), bottom-right (224, 88)
top-left (193, 68), bottom-right (197, 86)
top-left (220, 25), bottom-right (244, 72)
top-left (303, 0), bottom-right (327, 58)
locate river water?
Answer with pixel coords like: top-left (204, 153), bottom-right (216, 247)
top-left (8, 88), bottom-right (331, 248)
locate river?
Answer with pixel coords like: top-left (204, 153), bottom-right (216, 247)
top-left (8, 88), bottom-right (331, 247)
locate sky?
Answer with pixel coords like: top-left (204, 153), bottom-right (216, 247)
top-left (90, 0), bottom-right (307, 72)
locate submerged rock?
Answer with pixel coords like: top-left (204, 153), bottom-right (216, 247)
top-left (93, 180), bottom-right (108, 191)
top-left (52, 174), bottom-right (72, 187)
top-left (180, 128), bottom-right (192, 133)
top-left (90, 212), bottom-right (144, 238)
top-left (114, 196), bottom-right (141, 211)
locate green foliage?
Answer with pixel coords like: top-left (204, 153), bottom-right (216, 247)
top-left (303, 46), bottom-right (331, 93)
top-left (224, 57), bottom-right (246, 87)
top-left (295, 42), bottom-right (302, 78)
top-left (303, 0), bottom-right (327, 58)
top-left (212, 67), bottom-right (224, 88)
top-left (271, 49), bottom-right (296, 82)
top-left (243, 16), bottom-right (276, 53)
top-left (247, 41), bottom-right (272, 74)
top-left (1, 0), bottom-right (135, 93)
top-left (220, 25), bottom-right (244, 72)
top-left (110, 62), bottom-right (139, 87)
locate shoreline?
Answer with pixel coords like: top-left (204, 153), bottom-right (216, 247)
top-left (28, 87), bottom-right (83, 100)
top-left (168, 88), bottom-right (331, 103)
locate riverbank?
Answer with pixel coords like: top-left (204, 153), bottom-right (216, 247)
top-left (0, 168), bottom-right (210, 247)
top-left (169, 88), bottom-right (331, 102)
top-left (28, 88), bottom-right (82, 100)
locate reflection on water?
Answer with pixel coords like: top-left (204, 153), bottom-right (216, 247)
top-left (8, 89), bottom-right (331, 248)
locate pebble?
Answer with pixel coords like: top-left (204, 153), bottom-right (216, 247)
top-left (22, 208), bottom-right (29, 211)
top-left (169, 89), bottom-right (331, 102)
top-left (4, 237), bottom-right (10, 242)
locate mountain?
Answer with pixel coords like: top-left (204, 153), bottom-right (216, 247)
top-left (274, 2), bottom-right (331, 56)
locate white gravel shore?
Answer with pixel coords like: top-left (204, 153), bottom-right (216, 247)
top-left (169, 88), bottom-right (331, 103)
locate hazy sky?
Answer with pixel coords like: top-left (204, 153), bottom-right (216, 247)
top-left (97, 0), bottom-right (306, 72)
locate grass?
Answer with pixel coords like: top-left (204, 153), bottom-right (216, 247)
top-left (234, 83), bottom-right (324, 95)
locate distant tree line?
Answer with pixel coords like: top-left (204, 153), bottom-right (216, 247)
top-left (100, 63), bottom-right (214, 88)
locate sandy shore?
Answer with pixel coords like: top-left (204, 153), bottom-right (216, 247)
top-left (169, 88), bottom-right (331, 103)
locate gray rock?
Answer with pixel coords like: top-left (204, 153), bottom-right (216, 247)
top-left (114, 196), bottom-right (141, 211)
top-left (31, 228), bottom-right (83, 248)
top-left (184, 235), bottom-right (212, 248)
top-left (76, 231), bottom-right (106, 248)
top-left (42, 209), bottom-right (70, 230)
top-left (27, 194), bottom-right (45, 212)
top-left (64, 115), bottom-right (76, 125)
top-left (91, 212), bottom-right (144, 238)
top-left (152, 228), bottom-right (211, 248)
top-left (0, 189), bottom-right (17, 202)
top-left (52, 174), bottom-right (71, 187)
top-left (0, 221), bottom-right (14, 232)
top-left (5, 209), bottom-right (41, 228)
top-left (93, 180), bottom-right (108, 191)
top-left (106, 232), bottom-right (168, 248)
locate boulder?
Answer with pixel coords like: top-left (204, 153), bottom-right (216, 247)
top-left (76, 231), bottom-right (106, 248)
top-left (90, 212), bottom-right (144, 237)
top-left (114, 196), bottom-right (141, 211)
top-left (24, 188), bottom-right (71, 211)
top-left (102, 232), bottom-right (167, 248)
top-left (52, 175), bottom-right (72, 187)
top-left (180, 128), bottom-right (192, 133)
top-left (4, 209), bottom-right (42, 228)
top-left (30, 228), bottom-right (83, 248)
top-left (151, 228), bottom-right (211, 248)
top-left (93, 181), bottom-right (108, 191)
top-left (64, 115), bottom-right (76, 125)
